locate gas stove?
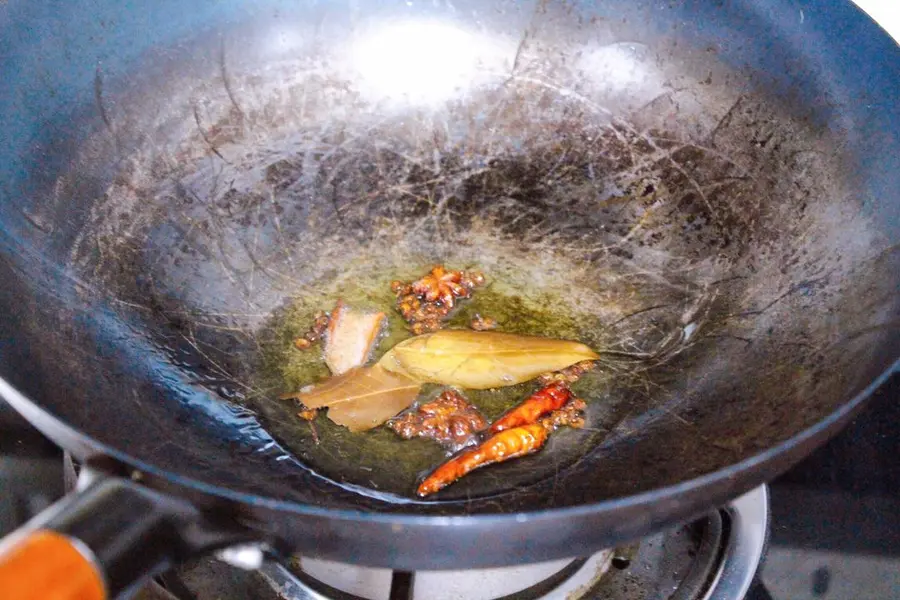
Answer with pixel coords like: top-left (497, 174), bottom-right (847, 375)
top-left (118, 487), bottom-right (772, 600)
top-left (261, 485), bottom-right (767, 600)
top-left (4, 375), bottom-right (897, 600)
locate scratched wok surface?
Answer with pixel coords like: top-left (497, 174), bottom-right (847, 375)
top-left (0, 0), bottom-right (898, 568)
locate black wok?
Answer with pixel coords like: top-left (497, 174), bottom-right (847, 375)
top-left (0, 0), bottom-right (898, 597)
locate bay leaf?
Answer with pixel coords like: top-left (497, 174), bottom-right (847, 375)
top-left (378, 330), bottom-right (599, 390)
top-left (327, 389), bottom-right (421, 432)
top-left (282, 364), bottom-right (421, 431)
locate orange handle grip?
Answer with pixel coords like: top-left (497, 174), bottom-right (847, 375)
top-left (0, 529), bottom-right (107, 600)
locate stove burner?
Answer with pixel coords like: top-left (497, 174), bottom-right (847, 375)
top-left (55, 452), bottom-right (767, 600)
top-left (706, 487), bottom-right (769, 600)
top-left (257, 487), bottom-right (768, 600)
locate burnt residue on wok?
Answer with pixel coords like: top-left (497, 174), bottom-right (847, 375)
top-left (21, 15), bottom-right (895, 506)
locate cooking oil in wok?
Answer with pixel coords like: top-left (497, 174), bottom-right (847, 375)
top-left (250, 260), bottom-right (627, 500)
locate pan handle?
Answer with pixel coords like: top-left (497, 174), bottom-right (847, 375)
top-left (0, 529), bottom-right (106, 600)
top-left (0, 474), bottom-right (255, 599)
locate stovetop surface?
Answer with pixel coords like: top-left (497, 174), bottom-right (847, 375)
top-left (759, 373), bottom-right (900, 600)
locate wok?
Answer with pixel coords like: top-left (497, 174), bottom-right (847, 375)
top-left (0, 0), bottom-right (899, 597)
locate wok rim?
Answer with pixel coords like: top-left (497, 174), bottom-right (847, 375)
top-left (0, 356), bottom-right (896, 526)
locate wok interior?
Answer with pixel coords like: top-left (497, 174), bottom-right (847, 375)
top-left (1, 0), bottom-right (898, 512)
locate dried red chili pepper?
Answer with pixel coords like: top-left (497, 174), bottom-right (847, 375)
top-left (416, 423), bottom-right (549, 496)
top-left (488, 383), bottom-right (572, 434)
